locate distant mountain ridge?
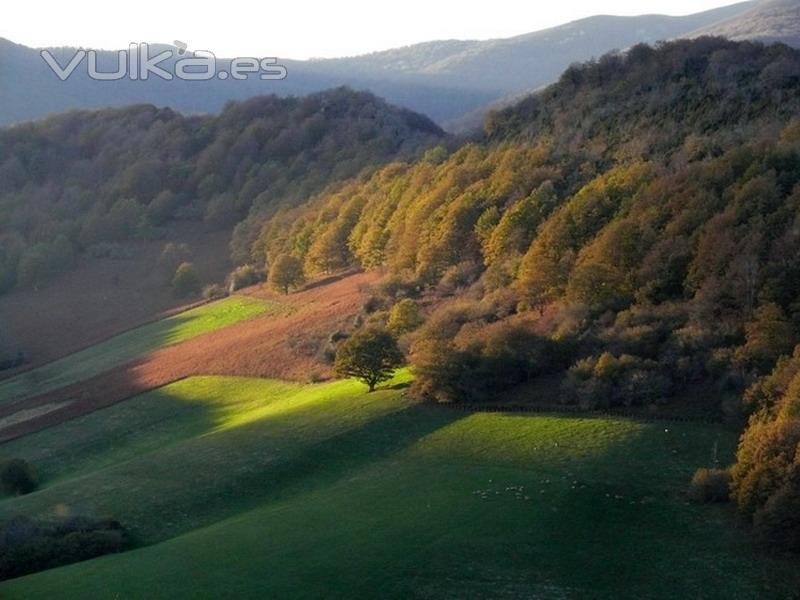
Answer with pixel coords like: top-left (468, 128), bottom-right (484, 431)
top-left (0, 2), bottom-right (757, 128)
top-left (320, 4), bottom-right (756, 86)
top-left (690, 0), bottom-right (800, 47)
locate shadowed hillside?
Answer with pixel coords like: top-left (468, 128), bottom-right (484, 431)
top-left (2, 371), bottom-right (799, 598)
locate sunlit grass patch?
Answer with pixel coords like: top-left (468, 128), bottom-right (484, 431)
top-left (2, 373), bottom-right (798, 599)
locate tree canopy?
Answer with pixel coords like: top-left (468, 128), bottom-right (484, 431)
top-left (268, 254), bottom-right (305, 294)
top-left (334, 328), bottom-right (404, 392)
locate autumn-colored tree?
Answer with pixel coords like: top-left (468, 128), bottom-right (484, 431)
top-left (334, 328), bottom-right (404, 392)
top-left (387, 299), bottom-right (423, 335)
top-left (410, 338), bottom-right (474, 403)
top-left (516, 251), bottom-right (567, 315)
top-left (304, 227), bottom-right (351, 275)
top-left (268, 254), bottom-right (305, 294)
top-left (566, 262), bottom-right (629, 309)
top-left (736, 303), bottom-right (798, 373)
top-left (483, 181), bottom-right (558, 265)
top-left (732, 344), bottom-right (800, 551)
top-left (304, 195), bottom-right (365, 275)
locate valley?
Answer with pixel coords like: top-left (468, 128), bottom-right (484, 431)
top-left (3, 4), bottom-right (800, 596)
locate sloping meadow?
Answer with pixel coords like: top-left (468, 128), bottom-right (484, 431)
top-left (2, 372), bottom-right (798, 598)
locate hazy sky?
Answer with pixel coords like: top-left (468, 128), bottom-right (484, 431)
top-left (3, 0), bottom-right (744, 59)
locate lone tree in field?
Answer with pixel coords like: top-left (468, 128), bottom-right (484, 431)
top-left (334, 328), bottom-right (404, 392)
top-left (268, 254), bottom-right (305, 294)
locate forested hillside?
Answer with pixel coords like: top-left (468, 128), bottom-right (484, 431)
top-left (253, 38), bottom-right (800, 550)
top-left (0, 88), bottom-right (444, 295)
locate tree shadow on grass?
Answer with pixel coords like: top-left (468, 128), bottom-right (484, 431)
top-left (4, 398), bottom-right (796, 598)
top-left (178, 401), bottom-right (465, 534)
top-left (383, 381), bottom-right (411, 391)
top-left (0, 392), bottom-right (466, 547)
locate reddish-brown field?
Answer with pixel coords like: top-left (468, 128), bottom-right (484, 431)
top-left (0, 272), bottom-right (376, 442)
top-left (0, 223), bottom-right (232, 376)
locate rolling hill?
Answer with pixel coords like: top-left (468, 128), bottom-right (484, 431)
top-left (0, 88), bottom-right (442, 372)
top-left (690, 0), bottom-right (800, 47)
top-left (0, 2), bottom-right (756, 128)
top-left (319, 3), bottom-right (755, 96)
top-left (0, 309), bottom-right (797, 597)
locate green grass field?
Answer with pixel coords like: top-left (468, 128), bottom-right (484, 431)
top-left (0, 297), bottom-right (277, 403)
top-left (1, 372), bottom-right (798, 599)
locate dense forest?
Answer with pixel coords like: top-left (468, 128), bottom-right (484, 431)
top-left (0, 87), bottom-right (444, 294)
top-left (253, 38), bottom-right (800, 550)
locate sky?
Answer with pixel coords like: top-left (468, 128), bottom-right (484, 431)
top-left (2, 0), bottom-right (745, 59)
